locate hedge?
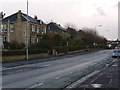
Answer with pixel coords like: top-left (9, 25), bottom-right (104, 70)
top-left (53, 45), bottom-right (85, 53)
top-left (2, 49), bottom-right (48, 56)
top-left (2, 45), bottom-right (86, 56)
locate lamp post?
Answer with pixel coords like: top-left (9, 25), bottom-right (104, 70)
top-left (25, 0), bottom-right (29, 60)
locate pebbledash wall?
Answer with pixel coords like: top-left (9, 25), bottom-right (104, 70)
top-left (1, 10), bottom-right (47, 45)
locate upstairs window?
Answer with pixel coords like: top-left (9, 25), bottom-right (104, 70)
top-left (4, 24), bottom-right (7, 32)
top-left (44, 27), bottom-right (46, 33)
top-left (0, 25), bottom-right (3, 32)
top-left (36, 37), bottom-right (39, 43)
top-left (42, 27), bottom-right (44, 34)
top-left (32, 25), bottom-right (35, 32)
top-left (35, 25), bottom-right (37, 32)
top-left (37, 26), bottom-right (39, 33)
top-left (10, 24), bottom-right (14, 32)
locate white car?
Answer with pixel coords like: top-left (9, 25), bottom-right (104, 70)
top-left (112, 49), bottom-right (120, 58)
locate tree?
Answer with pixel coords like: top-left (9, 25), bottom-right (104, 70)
top-left (52, 34), bottom-right (62, 46)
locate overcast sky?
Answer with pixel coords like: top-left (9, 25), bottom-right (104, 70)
top-left (0, 0), bottom-right (119, 40)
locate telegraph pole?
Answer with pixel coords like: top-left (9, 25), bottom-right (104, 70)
top-left (25, 0), bottom-right (29, 60)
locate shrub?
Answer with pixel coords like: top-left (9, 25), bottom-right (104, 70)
top-left (2, 49), bottom-right (48, 56)
top-left (28, 49), bottom-right (48, 54)
top-left (3, 41), bottom-right (25, 49)
top-left (2, 50), bottom-right (25, 56)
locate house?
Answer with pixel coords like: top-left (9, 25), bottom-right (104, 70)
top-left (46, 22), bottom-right (70, 39)
top-left (66, 27), bottom-right (78, 38)
top-left (0, 10), bottom-right (46, 46)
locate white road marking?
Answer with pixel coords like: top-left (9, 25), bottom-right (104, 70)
top-left (91, 73), bottom-right (103, 84)
top-left (42, 64), bottom-right (50, 67)
top-left (112, 64), bottom-right (117, 67)
top-left (65, 70), bottom-right (100, 88)
top-left (29, 83), bottom-right (43, 88)
top-left (56, 76), bottom-right (61, 79)
top-left (91, 84), bottom-right (102, 88)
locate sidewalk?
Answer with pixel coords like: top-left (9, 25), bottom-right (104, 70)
top-left (72, 58), bottom-right (120, 89)
top-left (3, 50), bottom-right (96, 68)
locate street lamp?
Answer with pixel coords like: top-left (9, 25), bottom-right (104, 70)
top-left (25, 0), bottom-right (29, 60)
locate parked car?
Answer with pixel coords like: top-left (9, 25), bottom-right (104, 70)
top-left (112, 49), bottom-right (120, 58)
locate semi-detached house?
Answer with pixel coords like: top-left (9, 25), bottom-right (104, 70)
top-left (0, 10), bottom-right (46, 46)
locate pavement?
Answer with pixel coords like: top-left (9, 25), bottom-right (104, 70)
top-left (2, 50), bottom-right (97, 68)
top-left (69, 58), bottom-right (120, 90)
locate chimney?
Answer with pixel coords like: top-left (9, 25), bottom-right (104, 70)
top-left (34, 15), bottom-right (38, 20)
top-left (17, 10), bottom-right (22, 22)
top-left (0, 12), bottom-right (5, 20)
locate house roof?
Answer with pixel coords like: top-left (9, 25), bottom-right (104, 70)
top-left (47, 22), bottom-right (67, 32)
top-left (1, 11), bottom-right (46, 25)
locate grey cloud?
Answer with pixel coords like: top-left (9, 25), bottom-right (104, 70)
top-left (96, 7), bottom-right (106, 16)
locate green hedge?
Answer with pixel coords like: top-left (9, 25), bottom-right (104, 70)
top-left (2, 46), bottom-right (86, 56)
top-left (2, 49), bottom-right (48, 56)
top-left (54, 46), bottom-right (68, 54)
top-left (68, 46), bottom-right (85, 52)
top-left (2, 50), bottom-right (25, 56)
top-left (28, 49), bottom-right (48, 54)
top-left (53, 45), bottom-right (85, 54)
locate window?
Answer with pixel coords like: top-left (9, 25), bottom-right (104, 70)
top-left (31, 37), bottom-right (35, 44)
top-left (30, 24), bottom-right (32, 31)
top-left (0, 25), bottom-right (3, 32)
top-left (4, 24), bottom-right (7, 32)
top-left (10, 24), bottom-right (14, 32)
top-left (3, 36), bottom-right (7, 42)
top-left (44, 27), bottom-right (46, 33)
top-left (37, 26), bottom-right (39, 33)
top-left (42, 26), bottom-right (46, 34)
top-left (42, 27), bottom-right (44, 34)
top-left (36, 38), bottom-right (39, 43)
top-left (35, 25), bottom-right (37, 32)
top-left (32, 25), bottom-right (35, 32)
top-left (48, 26), bottom-right (50, 30)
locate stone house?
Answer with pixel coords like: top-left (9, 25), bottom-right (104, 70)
top-left (46, 22), bottom-right (70, 39)
top-left (0, 10), bottom-right (46, 46)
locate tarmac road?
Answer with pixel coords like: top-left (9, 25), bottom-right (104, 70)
top-left (2, 50), bottom-right (114, 89)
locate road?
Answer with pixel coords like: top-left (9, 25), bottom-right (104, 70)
top-left (2, 50), bottom-right (115, 89)
top-left (76, 59), bottom-right (119, 89)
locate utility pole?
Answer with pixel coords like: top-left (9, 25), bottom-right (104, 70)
top-left (25, 0), bottom-right (29, 60)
